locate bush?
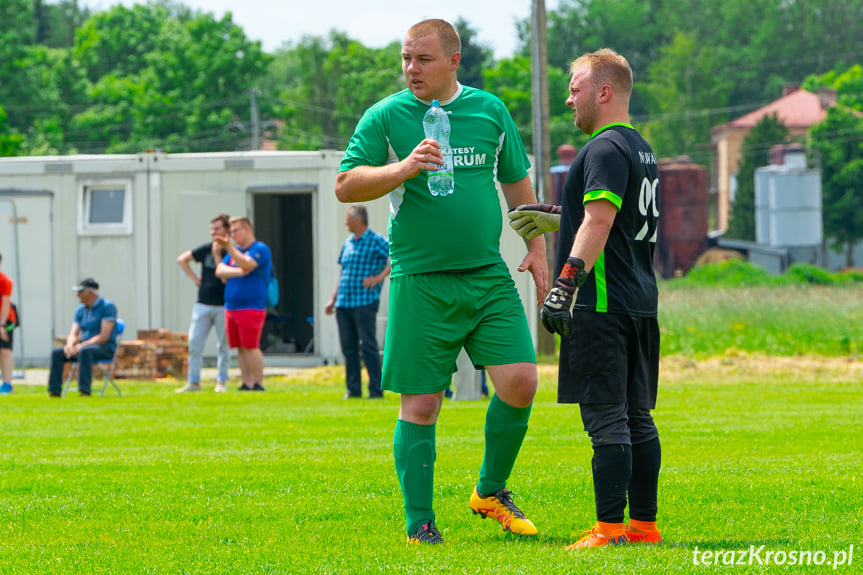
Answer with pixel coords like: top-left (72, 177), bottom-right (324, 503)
top-left (668, 259), bottom-right (777, 287)
top-left (666, 260), bottom-right (863, 288)
top-left (785, 263), bottom-right (835, 285)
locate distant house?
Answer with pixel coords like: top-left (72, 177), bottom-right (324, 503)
top-left (710, 87), bottom-right (837, 231)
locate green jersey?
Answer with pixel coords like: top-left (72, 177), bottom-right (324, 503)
top-left (340, 84), bottom-right (530, 277)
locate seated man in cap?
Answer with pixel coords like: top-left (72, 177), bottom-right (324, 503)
top-left (47, 278), bottom-right (118, 397)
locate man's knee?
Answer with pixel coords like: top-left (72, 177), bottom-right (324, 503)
top-left (188, 335), bottom-right (206, 355)
top-left (487, 363), bottom-right (537, 407)
top-left (401, 393), bottom-right (444, 424)
top-left (628, 407), bottom-right (658, 445)
top-left (580, 403), bottom-right (631, 447)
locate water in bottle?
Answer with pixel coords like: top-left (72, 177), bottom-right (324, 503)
top-left (422, 99), bottom-right (454, 196)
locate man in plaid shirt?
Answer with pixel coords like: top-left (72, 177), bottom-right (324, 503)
top-left (326, 205), bottom-right (390, 399)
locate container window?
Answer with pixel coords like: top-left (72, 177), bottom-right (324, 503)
top-left (78, 179), bottom-right (133, 235)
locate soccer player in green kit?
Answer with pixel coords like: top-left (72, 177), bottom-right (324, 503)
top-left (335, 19), bottom-right (548, 544)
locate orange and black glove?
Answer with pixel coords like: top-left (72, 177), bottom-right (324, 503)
top-left (541, 257), bottom-right (587, 336)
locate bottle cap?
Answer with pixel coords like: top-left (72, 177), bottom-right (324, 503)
top-left (430, 99), bottom-right (439, 106)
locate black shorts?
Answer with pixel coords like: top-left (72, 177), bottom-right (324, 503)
top-left (558, 311), bottom-right (659, 408)
top-left (0, 322), bottom-right (12, 350)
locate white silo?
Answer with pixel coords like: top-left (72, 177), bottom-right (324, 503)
top-left (754, 145), bottom-right (822, 248)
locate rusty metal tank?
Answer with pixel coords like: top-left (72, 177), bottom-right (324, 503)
top-left (655, 156), bottom-right (709, 278)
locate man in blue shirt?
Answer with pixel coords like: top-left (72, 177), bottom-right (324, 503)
top-left (48, 278), bottom-right (118, 397)
top-left (216, 216), bottom-right (272, 391)
top-left (325, 205), bottom-right (390, 399)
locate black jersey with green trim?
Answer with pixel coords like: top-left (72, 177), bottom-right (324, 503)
top-left (555, 123), bottom-right (659, 317)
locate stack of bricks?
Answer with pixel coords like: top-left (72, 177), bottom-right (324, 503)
top-left (116, 329), bottom-right (189, 380)
top-left (54, 329), bottom-right (189, 381)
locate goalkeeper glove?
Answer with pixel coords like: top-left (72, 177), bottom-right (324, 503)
top-left (541, 257), bottom-right (587, 337)
top-left (507, 203), bottom-right (561, 240)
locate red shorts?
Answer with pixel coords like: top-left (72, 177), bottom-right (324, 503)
top-left (225, 309), bottom-right (267, 349)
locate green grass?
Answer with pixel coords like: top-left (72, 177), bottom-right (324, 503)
top-left (659, 284), bottom-right (863, 357)
top-left (1, 364), bottom-right (860, 574)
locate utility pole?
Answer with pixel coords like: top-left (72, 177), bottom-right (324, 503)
top-left (531, 0), bottom-right (556, 356)
top-left (249, 88), bottom-right (261, 151)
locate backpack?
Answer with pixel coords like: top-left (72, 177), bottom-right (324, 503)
top-left (9, 302), bottom-right (19, 328)
top-left (267, 275), bottom-right (279, 309)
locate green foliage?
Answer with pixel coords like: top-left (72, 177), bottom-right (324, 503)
top-left (809, 107), bottom-right (863, 264)
top-left (34, 0), bottom-right (92, 48)
top-left (641, 33), bottom-right (731, 163)
top-left (483, 57), bottom-right (580, 155)
top-left (0, 105), bottom-right (24, 157)
top-left (266, 32), bottom-right (402, 151)
top-left (726, 114), bottom-right (789, 240)
top-left (1, 371), bottom-right (860, 573)
top-left (3, 0), bottom-right (863, 171)
top-left (803, 64), bottom-right (863, 111)
top-left (69, 5), bottom-right (271, 153)
top-left (453, 17), bottom-right (493, 90)
top-left (668, 260), bottom-right (863, 289)
top-left (784, 263), bottom-right (836, 285)
top-left (517, 0), bottom-right (863, 163)
top-left (670, 258), bottom-right (778, 287)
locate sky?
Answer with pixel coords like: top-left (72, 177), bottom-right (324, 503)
top-left (78, 0), bottom-right (560, 59)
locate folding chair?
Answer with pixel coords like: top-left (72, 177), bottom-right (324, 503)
top-left (63, 319), bottom-right (125, 397)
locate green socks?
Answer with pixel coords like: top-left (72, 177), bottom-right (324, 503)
top-left (393, 397), bottom-right (531, 534)
top-left (478, 394), bottom-right (532, 497)
top-left (393, 419), bottom-right (436, 535)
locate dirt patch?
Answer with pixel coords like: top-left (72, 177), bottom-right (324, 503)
top-left (661, 353), bottom-right (863, 384)
top-left (539, 353), bottom-right (862, 385)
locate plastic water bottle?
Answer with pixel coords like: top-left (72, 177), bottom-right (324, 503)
top-left (422, 99), bottom-right (454, 196)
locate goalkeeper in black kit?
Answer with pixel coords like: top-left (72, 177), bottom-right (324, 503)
top-left (508, 48), bottom-right (663, 550)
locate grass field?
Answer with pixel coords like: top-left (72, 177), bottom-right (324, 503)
top-left (1, 357), bottom-right (860, 574)
top-left (659, 284), bottom-right (863, 357)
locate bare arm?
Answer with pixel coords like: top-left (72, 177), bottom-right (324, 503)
top-left (501, 177), bottom-right (549, 303)
top-left (88, 320), bottom-right (115, 347)
top-left (213, 234), bottom-right (259, 273)
top-left (566, 199), bottom-right (618, 272)
top-left (213, 233), bottom-right (258, 275)
top-left (362, 261), bottom-right (391, 289)
top-left (216, 262), bottom-right (247, 280)
top-left (335, 139), bottom-right (444, 203)
top-left (325, 271), bottom-right (342, 315)
top-left (224, 243), bottom-right (259, 272)
top-left (63, 324), bottom-right (82, 356)
top-left (68, 320), bottom-right (115, 356)
top-left (176, 250), bottom-right (200, 287)
top-left (0, 294), bottom-right (10, 342)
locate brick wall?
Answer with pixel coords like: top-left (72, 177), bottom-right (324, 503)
top-left (115, 329), bottom-right (189, 379)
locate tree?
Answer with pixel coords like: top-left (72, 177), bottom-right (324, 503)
top-left (517, 0), bottom-right (663, 117)
top-left (266, 32), bottom-right (401, 151)
top-left (811, 109), bottom-right (863, 266)
top-left (726, 114), bottom-right (789, 240)
top-left (0, 0), bottom-right (38, 132)
top-left (0, 105), bottom-right (24, 157)
top-left (69, 6), bottom-right (271, 153)
top-left (641, 32), bottom-right (731, 162)
top-left (483, 56), bottom-right (579, 156)
top-left (453, 17), bottom-right (493, 90)
top-left (35, 0), bottom-right (92, 48)
top-left (806, 65), bottom-right (863, 266)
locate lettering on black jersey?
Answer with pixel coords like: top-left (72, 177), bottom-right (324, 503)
top-left (639, 151), bottom-right (657, 165)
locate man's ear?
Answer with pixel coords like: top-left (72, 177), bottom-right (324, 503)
top-left (598, 84), bottom-right (612, 104)
top-left (449, 52), bottom-right (462, 72)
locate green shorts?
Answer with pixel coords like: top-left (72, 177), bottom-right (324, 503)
top-left (382, 262), bottom-right (536, 395)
